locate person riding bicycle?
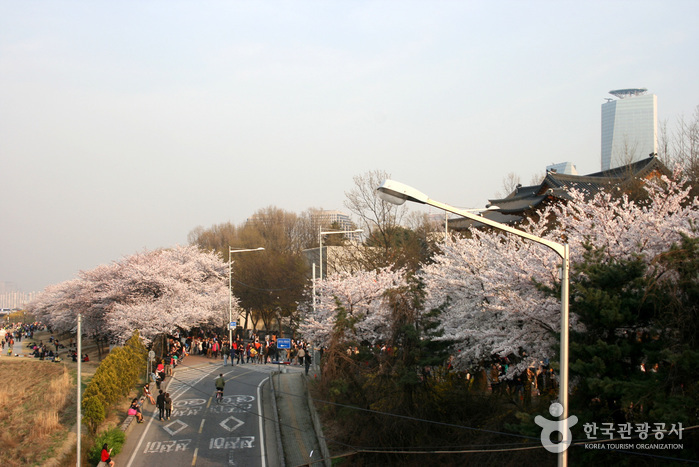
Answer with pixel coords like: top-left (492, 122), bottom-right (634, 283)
top-left (215, 373), bottom-right (225, 400)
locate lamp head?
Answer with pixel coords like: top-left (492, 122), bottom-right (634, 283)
top-left (376, 179), bottom-right (429, 205)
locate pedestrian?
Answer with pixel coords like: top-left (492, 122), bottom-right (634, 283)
top-left (151, 370), bottom-right (162, 390)
top-left (304, 344), bottom-right (312, 375)
top-left (164, 354), bottom-right (173, 376)
top-left (223, 340), bottom-right (230, 366)
top-left (235, 339), bottom-right (242, 364)
top-left (143, 383), bottom-right (155, 405)
top-left (164, 392), bottom-right (172, 420)
top-left (156, 390), bottom-right (166, 421)
top-left (297, 345), bottom-right (305, 366)
top-left (100, 443), bottom-right (115, 467)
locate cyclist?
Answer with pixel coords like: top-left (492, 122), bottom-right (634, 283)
top-left (215, 373), bottom-right (225, 402)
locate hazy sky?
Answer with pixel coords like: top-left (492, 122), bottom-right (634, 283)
top-left (2, 1), bottom-right (698, 292)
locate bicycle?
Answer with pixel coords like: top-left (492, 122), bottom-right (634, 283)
top-left (216, 388), bottom-right (223, 403)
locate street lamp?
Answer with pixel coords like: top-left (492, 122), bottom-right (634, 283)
top-left (444, 205), bottom-right (500, 240)
top-left (377, 179), bottom-right (570, 467)
top-left (228, 247), bottom-right (264, 345)
top-left (76, 313), bottom-right (82, 467)
top-left (319, 228), bottom-right (363, 280)
top-left (313, 228), bottom-right (363, 312)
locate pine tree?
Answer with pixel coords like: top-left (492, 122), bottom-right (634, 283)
top-left (569, 245), bottom-right (658, 426)
top-left (569, 241), bottom-right (699, 463)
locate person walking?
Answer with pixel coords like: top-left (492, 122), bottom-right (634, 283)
top-left (164, 392), bottom-right (172, 420)
top-left (236, 339), bottom-right (243, 364)
top-left (164, 354), bottom-right (173, 376)
top-left (297, 345), bottom-right (306, 366)
top-left (156, 390), bottom-right (166, 421)
top-left (222, 340), bottom-right (230, 366)
top-left (303, 344), bottom-right (312, 375)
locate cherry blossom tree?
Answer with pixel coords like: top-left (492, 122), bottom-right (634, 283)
top-left (28, 245), bottom-right (234, 343)
top-left (299, 267), bottom-right (408, 346)
top-left (421, 171), bottom-right (699, 376)
top-left (421, 228), bottom-right (563, 375)
top-left (552, 170), bottom-right (699, 265)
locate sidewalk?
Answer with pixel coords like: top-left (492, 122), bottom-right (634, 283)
top-left (272, 370), bottom-right (330, 467)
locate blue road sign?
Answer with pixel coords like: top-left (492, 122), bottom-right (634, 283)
top-left (229, 321), bottom-right (237, 329)
top-left (277, 338), bottom-right (291, 349)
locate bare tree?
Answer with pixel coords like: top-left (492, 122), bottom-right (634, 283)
top-left (658, 105), bottom-right (699, 195)
top-left (345, 170), bottom-right (407, 234)
top-left (492, 172), bottom-right (521, 199)
top-left (187, 222), bottom-right (240, 260)
top-left (529, 171), bottom-right (545, 186)
top-left (615, 136), bottom-right (641, 168)
top-left (341, 170), bottom-right (437, 272)
top-left (343, 170), bottom-right (408, 269)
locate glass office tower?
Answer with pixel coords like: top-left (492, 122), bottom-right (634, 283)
top-left (601, 89), bottom-right (657, 171)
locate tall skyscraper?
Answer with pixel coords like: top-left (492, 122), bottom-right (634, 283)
top-left (601, 88), bottom-right (657, 171)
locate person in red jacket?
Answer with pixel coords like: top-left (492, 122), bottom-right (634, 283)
top-left (101, 443), bottom-right (114, 466)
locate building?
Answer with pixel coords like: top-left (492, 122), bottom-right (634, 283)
top-left (448, 155), bottom-right (670, 231)
top-left (313, 210), bottom-right (353, 231)
top-left (0, 281), bottom-right (38, 310)
top-left (601, 88), bottom-right (657, 171)
top-left (546, 162), bottom-right (578, 175)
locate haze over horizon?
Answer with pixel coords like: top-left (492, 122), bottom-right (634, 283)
top-left (2, 1), bottom-right (698, 293)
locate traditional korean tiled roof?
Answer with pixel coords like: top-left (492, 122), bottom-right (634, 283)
top-left (448, 156), bottom-right (670, 230)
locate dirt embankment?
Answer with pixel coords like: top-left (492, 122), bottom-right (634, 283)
top-left (0, 329), bottom-right (134, 466)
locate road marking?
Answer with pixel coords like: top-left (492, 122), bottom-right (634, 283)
top-left (191, 447), bottom-right (198, 466)
top-left (126, 366), bottom-right (220, 467)
top-left (257, 376), bottom-right (269, 467)
top-left (199, 418), bottom-right (205, 433)
top-left (173, 398), bottom-right (207, 407)
top-left (143, 439), bottom-right (191, 453)
top-left (209, 437), bottom-right (255, 449)
top-left (163, 419), bottom-right (188, 436)
top-left (220, 415), bottom-right (244, 432)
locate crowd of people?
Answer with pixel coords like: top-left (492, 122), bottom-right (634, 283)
top-left (151, 329), bottom-right (316, 376)
top-left (182, 330), bottom-right (314, 371)
top-left (1, 322), bottom-right (40, 354)
top-left (0, 321), bottom-right (96, 363)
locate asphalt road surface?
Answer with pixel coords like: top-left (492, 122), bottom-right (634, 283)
top-left (121, 361), bottom-right (285, 467)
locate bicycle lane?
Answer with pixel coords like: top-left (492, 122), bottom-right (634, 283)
top-left (116, 359), bottom-right (222, 467)
top-left (115, 357), bottom-right (271, 467)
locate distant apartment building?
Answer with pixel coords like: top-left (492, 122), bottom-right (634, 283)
top-left (601, 88), bottom-right (657, 171)
top-left (0, 282), bottom-right (38, 310)
top-left (313, 210), bottom-right (353, 231)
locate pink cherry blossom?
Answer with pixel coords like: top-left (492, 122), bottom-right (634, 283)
top-left (28, 245), bottom-right (234, 344)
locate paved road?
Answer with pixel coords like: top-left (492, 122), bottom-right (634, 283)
top-left (119, 358), bottom-right (292, 467)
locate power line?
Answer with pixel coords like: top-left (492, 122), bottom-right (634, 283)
top-left (167, 361), bottom-right (698, 462)
top-left (230, 276), bottom-right (297, 292)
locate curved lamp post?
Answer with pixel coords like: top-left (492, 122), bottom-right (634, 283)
top-left (228, 247), bottom-right (264, 344)
top-left (377, 179), bottom-right (570, 467)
